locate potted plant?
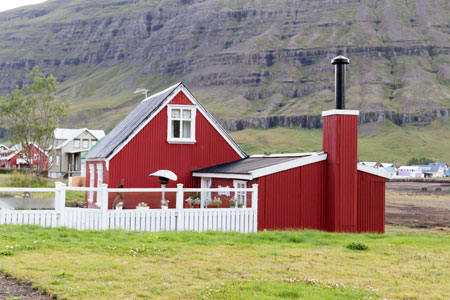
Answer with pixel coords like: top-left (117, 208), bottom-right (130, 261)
top-left (185, 197), bottom-right (193, 208)
top-left (136, 202), bottom-right (148, 210)
top-left (161, 199), bottom-right (169, 210)
top-left (207, 197), bottom-right (222, 208)
top-left (229, 197), bottom-right (237, 208)
top-left (192, 198), bottom-right (201, 208)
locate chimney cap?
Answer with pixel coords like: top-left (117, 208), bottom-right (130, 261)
top-left (331, 55), bottom-right (350, 65)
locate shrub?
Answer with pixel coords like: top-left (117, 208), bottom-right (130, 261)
top-left (346, 242), bottom-right (368, 251)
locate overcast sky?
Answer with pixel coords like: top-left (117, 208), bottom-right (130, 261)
top-left (0, 0), bottom-right (48, 12)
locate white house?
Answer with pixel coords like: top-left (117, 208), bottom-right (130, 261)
top-left (398, 166), bottom-right (424, 178)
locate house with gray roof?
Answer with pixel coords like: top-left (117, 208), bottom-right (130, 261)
top-left (48, 128), bottom-right (105, 178)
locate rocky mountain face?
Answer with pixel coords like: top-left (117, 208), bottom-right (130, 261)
top-left (0, 0), bottom-right (449, 131)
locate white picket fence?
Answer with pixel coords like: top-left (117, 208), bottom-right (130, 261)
top-left (0, 183), bottom-right (259, 233)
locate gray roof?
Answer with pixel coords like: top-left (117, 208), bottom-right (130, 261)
top-left (85, 83), bottom-right (181, 159)
top-left (192, 155), bottom-right (313, 175)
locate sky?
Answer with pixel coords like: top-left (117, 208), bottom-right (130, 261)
top-left (0, 0), bottom-right (48, 12)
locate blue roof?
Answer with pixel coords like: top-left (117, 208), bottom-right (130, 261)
top-left (382, 167), bottom-right (396, 174)
top-left (85, 83), bottom-right (181, 159)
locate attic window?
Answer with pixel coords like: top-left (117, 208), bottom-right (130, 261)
top-left (167, 105), bottom-right (196, 144)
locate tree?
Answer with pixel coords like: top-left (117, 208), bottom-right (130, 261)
top-left (407, 157), bottom-right (435, 166)
top-left (0, 67), bottom-right (70, 175)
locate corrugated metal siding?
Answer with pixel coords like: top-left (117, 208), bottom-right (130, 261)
top-left (257, 161), bottom-right (326, 231)
top-left (108, 92), bottom-right (242, 208)
top-left (323, 114), bottom-right (358, 232)
top-left (357, 170), bottom-right (386, 233)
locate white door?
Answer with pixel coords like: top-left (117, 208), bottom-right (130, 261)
top-left (89, 164), bottom-right (94, 202)
top-left (96, 164), bottom-right (103, 205)
top-left (200, 177), bottom-right (211, 208)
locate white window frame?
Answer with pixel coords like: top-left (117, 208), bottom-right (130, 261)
top-left (167, 104), bottom-right (196, 144)
top-left (56, 155), bottom-right (60, 166)
top-left (233, 180), bottom-right (247, 208)
top-left (74, 139), bottom-right (80, 148)
top-left (200, 177), bottom-right (211, 208)
top-left (92, 139), bottom-right (98, 146)
top-left (82, 139), bottom-right (89, 149)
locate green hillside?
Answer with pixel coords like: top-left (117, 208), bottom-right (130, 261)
top-left (229, 118), bottom-right (450, 165)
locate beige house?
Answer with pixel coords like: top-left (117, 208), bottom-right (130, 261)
top-left (49, 128), bottom-right (105, 178)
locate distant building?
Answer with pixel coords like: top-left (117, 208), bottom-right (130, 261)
top-left (380, 163), bottom-right (394, 168)
top-left (398, 166), bottom-right (423, 178)
top-left (361, 161), bottom-right (379, 168)
top-left (0, 144), bottom-right (8, 153)
top-left (381, 166), bottom-right (396, 178)
top-left (412, 163), bottom-right (446, 178)
top-left (48, 128), bottom-right (105, 178)
top-left (0, 144), bottom-right (48, 170)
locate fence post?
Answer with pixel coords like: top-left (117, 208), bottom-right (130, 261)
top-left (54, 182), bottom-right (66, 227)
top-left (252, 184), bottom-right (258, 232)
top-left (176, 183), bottom-right (184, 231)
top-left (101, 184), bottom-right (109, 230)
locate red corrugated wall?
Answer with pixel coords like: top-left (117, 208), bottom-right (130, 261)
top-left (323, 113), bottom-right (358, 232)
top-left (357, 170), bottom-right (386, 233)
top-left (257, 160), bottom-right (326, 230)
top-left (104, 91), bottom-right (243, 208)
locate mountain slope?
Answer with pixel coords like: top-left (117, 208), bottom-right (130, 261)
top-left (0, 0), bottom-right (449, 132)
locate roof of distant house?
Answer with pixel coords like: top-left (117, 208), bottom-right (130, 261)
top-left (54, 128), bottom-right (105, 150)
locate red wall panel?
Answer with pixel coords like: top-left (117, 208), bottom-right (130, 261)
top-left (257, 160), bottom-right (326, 231)
top-left (357, 171), bottom-right (386, 233)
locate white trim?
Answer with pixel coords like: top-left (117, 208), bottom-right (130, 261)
top-left (167, 104), bottom-right (196, 144)
top-left (357, 164), bottom-right (391, 179)
top-left (104, 84), bottom-right (247, 164)
top-left (322, 109), bottom-right (359, 117)
top-left (193, 152), bottom-right (328, 180)
top-left (233, 180), bottom-right (247, 207)
top-left (192, 172), bottom-right (253, 180)
top-left (250, 152), bottom-right (317, 158)
top-left (250, 153), bottom-right (327, 178)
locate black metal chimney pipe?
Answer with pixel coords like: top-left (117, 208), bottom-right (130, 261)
top-left (331, 55), bottom-right (350, 109)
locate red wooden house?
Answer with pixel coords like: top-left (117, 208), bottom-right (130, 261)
top-left (85, 57), bottom-right (390, 233)
top-left (0, 143), bottom-right (48, 170)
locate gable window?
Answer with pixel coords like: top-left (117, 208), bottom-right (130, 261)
top-left (167, 105), bottom-right (196, 144)
top-left (82, 139), bottom-right (89, 149)
top-left (74, 139), bottom-right (80, 148)
top-left (92, 139), bottom-right (98, 146)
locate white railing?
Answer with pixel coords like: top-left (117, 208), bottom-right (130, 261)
top-left (0, 183), bottom-right (259, 233)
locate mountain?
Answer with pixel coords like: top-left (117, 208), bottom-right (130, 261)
top-left (0, 0), bottom-right (449, 134)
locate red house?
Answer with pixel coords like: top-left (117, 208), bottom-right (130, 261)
top-left (0, 143), bottom-right (48, 170)
top-left (85, 56), bottom-right (390, 233)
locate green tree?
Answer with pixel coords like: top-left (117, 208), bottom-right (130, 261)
top-left (0, 67), bottom-right (70, 175)
top-left (407, 157), bottom-right (435, 166)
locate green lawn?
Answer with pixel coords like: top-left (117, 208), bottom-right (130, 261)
top-left (0, 225), bottom-right (449, 299)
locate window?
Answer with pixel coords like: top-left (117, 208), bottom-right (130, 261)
top-left (82, 139), bottom-right (89, 149)
top-left (33, 153), bottom-right (39, 160)
top-left (96, 164), bottom-right (103, 205)
top-left (89, 164), bottom-right (95, 202)
top-left (56, 155), bottom-right (60, 166)
top-left (167, 105), bottom-right (196, 143)
top-left (74, 139), bottom-right (80, 148)
top-left (92, 139), bottom-right (98, 146)
top-left (233, 180), bottom-right (247, 208)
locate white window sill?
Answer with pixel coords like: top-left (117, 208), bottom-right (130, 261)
top-left (167, 139), bottom-right (196, 144)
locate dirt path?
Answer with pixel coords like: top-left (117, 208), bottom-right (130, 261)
top-left (386, 181), bottom-right (450, 229)
top-left (0, 274), bottom-right (52, 300)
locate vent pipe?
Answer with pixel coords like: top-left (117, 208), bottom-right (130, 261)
top-left (331, 55), bottom-right (349, 109)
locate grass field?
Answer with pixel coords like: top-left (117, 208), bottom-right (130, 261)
top-left (229, 118), bottom-right (450, 164)
top-left (0, 225), bottom-right (449, 299)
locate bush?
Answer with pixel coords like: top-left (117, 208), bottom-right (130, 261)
top-left (346, 242), bottom-right (368, 251)
top-left (7, 174), bottom-right (48, 187)
top-left (0, 168), bottom-right (27, 174)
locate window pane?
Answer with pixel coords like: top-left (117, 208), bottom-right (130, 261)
top-left (182, 109), bottom-right (191, 119)
top-left (172, 120), bottom-right (180, 138)
top-left (171, 109), bottom-right (180, 118)
top-left (182, 121), bottom-right (191, 138)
